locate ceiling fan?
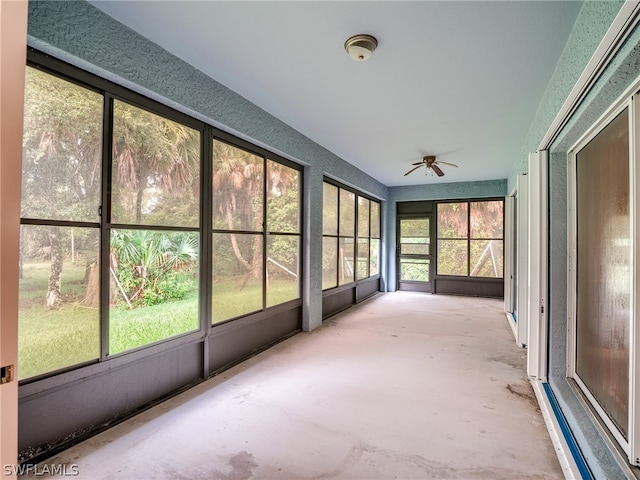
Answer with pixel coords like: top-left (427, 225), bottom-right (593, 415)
top-left (404, 155), bottom-right (458, 177)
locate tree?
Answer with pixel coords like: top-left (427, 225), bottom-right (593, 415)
top-left (21, 67), bottom-right (103, 308)
top-left (112, 101), bottom-right (200, 226)
top-left (213, 142), bottom-right (264, 283)
top-left (22, 70), bottom-right (201, 310)
top-left (212, 143), bottom-right (300, 287)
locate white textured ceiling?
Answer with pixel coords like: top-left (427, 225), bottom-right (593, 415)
top-left (90, 1), bottom-right (582, 187)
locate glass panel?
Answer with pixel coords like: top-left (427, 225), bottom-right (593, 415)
top-left (470, 201), bottom-right (504, 238)
top-left (357, 238), bottom-right (369, 280)
top-left (322, 237), bottom-right (338, 290)
top-left (400, 258), bottom-right (430, 282)
top-left (339, 237), bottom-right (355, 285)
top-left (470, 240), bottom-right (504, 278)
top-left (109, 229), bottom-right (199, 353)
top-left (358, 197), bottom-right (370, 238)
top-left (437, 239), bottom-right (468, 276)
top-left (370, 201), bottom-right (380, 238)
top-left (438, 203), bottom-right (468, 238)
top-left (266, 235), bottom-right (299, 307)
top-left (267, 160), bottom-right (300, 233)
top-left (400, 218), bottom-right (430, 255)
top-left (323, 183), bottom-right (338, 236)
top-left (18, 225), bottom-right (100, 379)
top-left (576, 108), bottom-right (629, 437)
top-left (401, 244), bottom-right (430, 255)
top-left (213, 140), bottom-right (263, 231)
top-left (339, 189), bottom-right (355, 237)
top-left (112, 101), bottom-right (200, 227)
top-left (22, 67), bottom-right (103, 223)
top-left (370, 239), bottom-right (380, 276)
top-left (212, 232), bottom-right (263, 323)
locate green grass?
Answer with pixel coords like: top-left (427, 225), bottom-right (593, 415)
top-left (18, 303), bottom-right (100, 380)
top-left (18, 262), bottom-right (299, 380)
top-left (212, 277), bottom-right (298, 323)
top-left (109, 292), bottom-right (198, 354)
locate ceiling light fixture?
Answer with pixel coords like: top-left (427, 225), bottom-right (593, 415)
top-left (344, 34), bottom-right (378, 62)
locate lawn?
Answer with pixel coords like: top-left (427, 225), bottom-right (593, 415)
top-left (18, 262), bottom-right (299, 380)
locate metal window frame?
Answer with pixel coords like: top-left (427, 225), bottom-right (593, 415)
top-left (435, 198), bottom-right (505, 279)
top-left (321, 178), bottom-right (382, 292)
top-left (20, 49), bottom-right (304, 383)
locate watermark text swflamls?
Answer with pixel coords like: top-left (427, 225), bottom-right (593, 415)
top-left (3, 464), bottom-right (79, 477)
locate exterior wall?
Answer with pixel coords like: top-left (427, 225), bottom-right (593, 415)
top-left (536, 2), bottom-right (639, 477)
top-left (0, 1), bottom-right (28, 477)
top-left (385, 179), bottom-right (507, 292)
top-left (546, 21), bottom-right (640, 479)
top-left (508, 0), bottom-right (625, 191)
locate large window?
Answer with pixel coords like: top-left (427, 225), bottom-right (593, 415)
top-left (571, 106), bottom-right (630, 446)
top-left (436, 200), bottom-right (504, 278)
top-left (19, 67), bottom-right (103, 379)
top-left (19, 64), bottom-right (302, 380)
top-left (109, 100), bottom-right (201, 354)
top-left (212, 141), bottom-right (301, 323)
top-left (322, 181), bottom-right (380, 290)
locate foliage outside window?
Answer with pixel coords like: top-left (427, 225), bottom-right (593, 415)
top-left (19, 67), bottom-right (203, 378)
top-left (109, 100), bottom-right (201, 354)
top-left (436, 200), bottom-right (504, 278)
top-left (322, 181), bottom-right (381, 290)
top-left (399, 218), bottom-right (431, 282)
top-left (212, 141), bottom-right (301, 323)
top-left (370, 201), bottom-right (381, 276)
top-left (19, 67), bottom-right (102, 379)
top-left (19, 64), bottom-right (302, 381)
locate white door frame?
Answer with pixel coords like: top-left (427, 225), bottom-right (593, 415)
top-left (504, 195), bottom-right (515, 327)
top-left (528, 151), bottom-right (548, 380)
top-left (516, 175), bottom-right (530, 347)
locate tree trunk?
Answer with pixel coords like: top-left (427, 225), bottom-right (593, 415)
top-left (46, 227), bottom-right (63, 309)
top-left (250, 195), bottom-right (263, 279)
top-left (225, 205), bottom-right (251, 269)
top-left (81, 254), bottom-right (99, 307)
top-left (71, 230), bottom-right (75, 264)
top-left (136, 183), bottom-right (144, 225)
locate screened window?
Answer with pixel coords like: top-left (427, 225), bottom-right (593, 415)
top-left (322, 181), bottom-right (381, 290)
top-left (109, 101), bottom-right (201, 354)
top-left (19, 62), bottom-right (302, 381)
top-left (437, 200), bottom-right (504, 277)
top-left (212, 141), bottom-right (301, 323)
top-left (19, 67), bottom-right (102, 379)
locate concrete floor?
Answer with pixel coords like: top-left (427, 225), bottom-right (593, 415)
top-left (25, 292), bottom-right (563, 479)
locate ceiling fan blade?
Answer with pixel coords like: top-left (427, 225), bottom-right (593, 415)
top-left (412, 161), bottom-right (424, 166)
top-left (436, 160), bottom-right (458, 168)
top-left (404, 164), bottom-right (423, 176)
top-left (432, 164), bottom-right (445, 177)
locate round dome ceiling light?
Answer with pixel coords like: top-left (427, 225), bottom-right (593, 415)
top-left (344, 34), bottom-right (378, 62)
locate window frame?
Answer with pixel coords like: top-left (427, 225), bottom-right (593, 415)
top-left (435, 198), bottom-right (505, 279)
top-left (567, 97), bottom-right (638, 462)
top-left (19, 48), bottom-right (303, 383)
top-left (321, 178), bottom-right (381, 292)
top-left (211, 135), bottom-right (303, 324)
